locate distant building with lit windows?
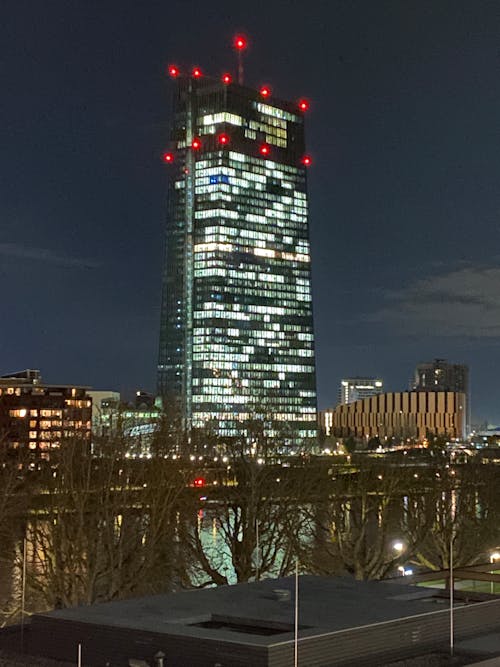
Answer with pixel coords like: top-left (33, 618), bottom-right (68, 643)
top-left (339, 377), bottom-right (384, 405)
top-left (157, 69), bottom-right (317, 448)
top-left (88, 390), bottom-right (162, 458)
top-left (0, 370), bottom-right (92, 459)
top-left (87, 390), bottom-right (120, 437)
top-left (321, 390), bottom-right (467, 442)
top-left (411, 359), bottom-right (469, 434)
top-left (412, 359), bottom-right (468, 394)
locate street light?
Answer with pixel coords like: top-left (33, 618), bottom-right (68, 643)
top-left (392, 541), bottom-right (404, 553)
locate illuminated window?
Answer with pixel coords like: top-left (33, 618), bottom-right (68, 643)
top-left (9, 408), bottom-right (27, 418)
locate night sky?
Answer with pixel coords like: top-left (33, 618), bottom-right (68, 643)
top-left (3, 1), bottom-right (500, 423)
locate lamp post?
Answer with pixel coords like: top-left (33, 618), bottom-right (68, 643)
top-left (21, 537), bottom-right (26, 653)
top-left (450, 530), bottom-right (454, 657)
top-left (294, 559), bottom-right (299, 667)
top-left (489, 552), bottom-right (500, 594)
top-left (449, 481), bottom-right (457, 658)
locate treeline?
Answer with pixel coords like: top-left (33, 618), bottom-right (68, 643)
top-left (1, 432), bottom-right (500, 625)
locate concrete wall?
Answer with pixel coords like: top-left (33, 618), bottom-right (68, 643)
top-left (269, 597), bottom-right (500, 666)
top-left (26, 617), bottom-right (267, 667)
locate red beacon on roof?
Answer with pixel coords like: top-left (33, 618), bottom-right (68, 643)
top-left (162, 152), bottom-right (174, 163)
top-left (192, 67), bottom-right (202, 78)
top-left (168, 65), bottom-right (179, 78)
top-left (298, 98), bottom-right (310, 111)
top-left (234, 34), bottom-right (247, 51)
top-left (222, 72), bottom-right (232, 85)
top-left (260, 85), bottom-right (271, 98)
top-left (191, 137), bottom-right (202, 150)
top-left (260, 143), bottom-right (271, 156)
top-left (301, 154), bottom-right (312, 166)
top-left (218, 133), bottom-right (230, 146)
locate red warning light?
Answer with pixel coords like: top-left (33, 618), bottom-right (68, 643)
top-left (162, 152), bottom-right (174, 163)
top-left (168, 65), bottom-right (179, 78)
top-left (234, 35), bottom-right (247, 51)
top-left (218, 133), bottom-right (230, 145)
top-left (260, 86), bottom-right (271, 98)
top-left (222, 72), bottom-right (232, 85)
top-left (260, 143), bottom-right (271, 157)
top-left (192, 67), bottom-right (202, 78)
top-left (298, 98), bottom-right (309, 111)
top-left (301, 154), bottom-right (312, 166)
top-left (193, 477), bottom-right (206, 488)
top-left (191, 137), bottom-right (202, 150)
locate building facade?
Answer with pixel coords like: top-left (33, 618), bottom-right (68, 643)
top-left (412, 358), bottom-right (470, 435)
top-left (87, 390), bottom-right (120, 437)
top-left (0, 370), bottom-right (92, 459)
top-left (412, 358), bottom-right (468, 394)
top-left (157, 72), bottom-right (317, 448)
top-left (89, 390), bottom-right (162, 458)
top-left (339, 377), bottom-right (383, 405)
top-left (321, 390), bottom-right (467, 441)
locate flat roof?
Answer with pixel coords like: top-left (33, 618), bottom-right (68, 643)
top-left (38, 576), bottom-right (446, 646)
top-left (0, 381), bottom-right (90, 390)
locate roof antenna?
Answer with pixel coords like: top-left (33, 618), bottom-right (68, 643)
top-left (233, 34), bottom-right (248, 85)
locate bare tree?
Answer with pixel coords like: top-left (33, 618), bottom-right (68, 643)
top-left (180, 419), bottom-right (312, 586)
top-left (23, 435), bottom-right (186, 611)
top-left (0, 433), bottom-right (33, 626)
top-left (304, 460), bottom-right (430, 580)
top-left (408, 462), bottom-right (500, 571)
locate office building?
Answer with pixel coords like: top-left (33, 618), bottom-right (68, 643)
top-left (321, 390), bottom-right (467, 441)
top-left (339, 377), bottom-right (383, 405)
top-left (87, 390), bottom-right (120, 437)
top-left (157, 66), bottom-right (317, 448)
top-left (89, 390), bottom-right (162, 457)
top-left (412, 358), bottom-right (468, 394)
top-left (0, 369), bottom-right (92, 459)
top-left (412, 358), bottom-right (470, 434)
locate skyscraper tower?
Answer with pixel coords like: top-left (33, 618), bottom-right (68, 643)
top-left (158, 48), bottom-right (317, 449)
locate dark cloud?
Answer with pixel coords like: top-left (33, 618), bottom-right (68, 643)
top-left (0, 243), bottom-right (100, 269)
top-left (370, 266), bottom-right (500, 338)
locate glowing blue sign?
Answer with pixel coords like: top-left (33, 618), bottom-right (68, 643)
top-left (209, 174), bottom-right (230, 185)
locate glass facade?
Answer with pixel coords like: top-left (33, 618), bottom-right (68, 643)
top-left (158, 77), bottom-right (317, 449)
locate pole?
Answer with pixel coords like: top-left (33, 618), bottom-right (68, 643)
top-left (255, 521), bottom-right (260, 581)
top-left (238, 50), bottom-right (243, 85)
top-left (21, 537), bottom-right (27, 652)
top-left (450, 532), bottom-right (454, 657)
top-left (77, 643), bottom-right (82, 667)
top-left (294, 560), bottom-right (299, 667)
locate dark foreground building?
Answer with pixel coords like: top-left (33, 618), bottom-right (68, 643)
top-left (10, 575), bottom-right (500, 666)
top-left (157, 69), bottom-right (317, 449)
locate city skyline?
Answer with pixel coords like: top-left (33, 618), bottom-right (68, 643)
top-left (3, 2), bottom-right (500, 422)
